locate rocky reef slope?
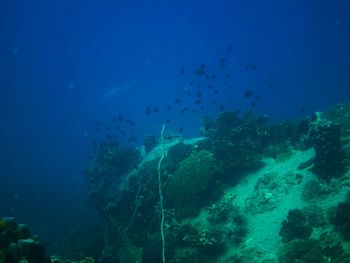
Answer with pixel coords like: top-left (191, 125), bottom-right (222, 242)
top-left (84, 102), bottom-right (350, 263)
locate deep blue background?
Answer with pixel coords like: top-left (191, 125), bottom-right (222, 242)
top-left (1, 0), bottom-right (349, 250)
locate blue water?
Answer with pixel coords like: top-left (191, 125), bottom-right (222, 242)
top-left (0, 0), bottom-right (349, 253)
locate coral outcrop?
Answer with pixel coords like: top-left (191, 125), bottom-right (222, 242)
top-left (279, 209), bottom-right (313, 243)
top-left (81, 103), bottom-right (350, 263)
top-left (165, 150), bottom-right (222, 219)
top-left (307, 112), bottom-right (349, 181)
top-left (0, 217), bottom-right (50, 263)
top-left (329, 197), bottom-right (350, 241)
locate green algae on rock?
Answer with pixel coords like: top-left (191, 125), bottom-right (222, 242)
top-left (165, 150), bottom-right (223, 219)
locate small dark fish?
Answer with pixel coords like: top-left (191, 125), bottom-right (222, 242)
top-left (207, 84), bottom-right (213, 89)
top-left (244, 90), bottom-right (253, 98)
top-left (166, 119), bottom-right (171, 124)
top-left (186, 91), bottom-right (191, 96)
top-left (212, 74), bottom-right (218, 80)
top-left (94, 127), bottom-right (101, 131)
top-left (227, 46), bottom-right (232, 52)
top-left (245, 64), bottom-right (256, 70)
top-left (167, 106), bottom-right (172, 111)
top-left (179, 66), bottom-right (185, 74)
top-left (105, 126), bottom-right (111, 130)
top-left (189, 82), bottom-right (194, 86)
top-left (256, 95), bottom-right (261, 100)
top-left (206, 75), bottom-right (211, 80)
top-left (196, 92), bottom-right (202, 98)
top-left (179, 127), bottom-right (184, 133)
top-left (195, 64), bottom-right (206, 76)
top-left (153, 107), bottom-right (159, 113)
top-left (225, 73), bottom-right (231, 79)
top-left (210, 100), bottom-right (217, 105)
top-left (228, 85), bottom-right (232, 89)
top-left (115, 126), bottom-right (121, 130)
top-left (195, 99), bottom-right (202, 105)
top-left (129, 120), bottom-right (136, 126)
top-left (219, 106), bottom-right (225, 111)
top-left (128, 136), bottom-right (137, 143)
top-left (213, 89), bottom-right (219, 95)
top-left (219, 58), bottom-right (227, 68)
top-left (180, 107), bottom-right (188, 114)
top-left (93, 121), bottom-right (100, 126)
top-left (174, 98), bottom-right (181, 103)
top-left (269, 82), bottom-right (275, 87)
top-left (251, 101), bottom-right (257, 107)
top-left (145, 106), bottom-right (152, 115)
top-left (220, 58), bottom-right (227, 64)
top-left (117, 115), bottom-right (123, 122)
top-left (112, 117), bottom-right (116, 122)
top-left (192, 109), bottom-right (197, 113)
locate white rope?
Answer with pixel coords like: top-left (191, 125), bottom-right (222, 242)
top-left (157, 123), bottom-right (166, 263)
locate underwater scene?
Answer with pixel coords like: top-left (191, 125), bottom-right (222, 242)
top-left (1, 0), bottom-right (350, 262)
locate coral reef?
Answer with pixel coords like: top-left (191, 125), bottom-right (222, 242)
top-left (207, 195), bottom-right (248, 245)
top-left (0, 217), bottom-right (99, 263)
top-left (329, 198), bottom-right (350, 241)
top-left (307, 113), bottom-right (349, 181)
top-left (144, 133), bottom-right (158, 153)
top-left (302, 204), bottom-right (327, 228)
top-left (278, 234), bottom-right (349, 263)
top-left (201, 111), bottom-right (269, 176)
top-left (0, 217), bottom-right (49, 263)
top-left (51, 256), bottom-right (95, 263)
top-left (322, 103), bottom-right (350, 135)
top-left (245, 172), bottom-right (281, 214)
top-left (279, 209), bottom-right (313, 243)
top-left (85, 142), bottom-right (141, 210)
top-left (164, 142), bottom-right (193, 174)
top-left (79, 103), bottom-right (350, 262)
top-left (278, 239), bottom-right (327, 263)
top-left (302, 179), bottom-right (325, 201)
top-left (201, 111), bottom-right (309, 184)
top-left (165, 150), bottom-right (223, 219)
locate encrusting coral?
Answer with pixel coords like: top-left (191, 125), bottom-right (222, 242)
top-left (165, 150), bottom-right (223, 219)
top-left (307, 112), bottom-right (349, 181)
